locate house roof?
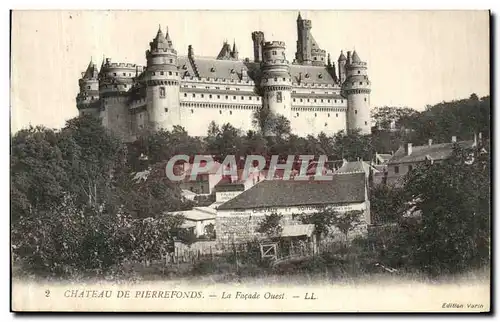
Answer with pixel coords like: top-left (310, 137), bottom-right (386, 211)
top-left (168, 209), bottom-right (216, 221)
top-left (335, 161), bottom-right (378, 175)
top-left (387, 140), bottom-right (475, 165)
top-left (281, 224), bottom-right (315, 238)
top-left (217, 172), bottom-right (366, 211)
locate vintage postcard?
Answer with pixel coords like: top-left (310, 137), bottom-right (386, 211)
top-left (10, 10), bottom-right (491, 313)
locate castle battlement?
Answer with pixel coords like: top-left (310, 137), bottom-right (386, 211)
top-left (263, 41), bottom-right (286, 47)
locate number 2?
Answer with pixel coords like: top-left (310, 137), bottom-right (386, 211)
top-left (45, 290), bottom-right (50, 297)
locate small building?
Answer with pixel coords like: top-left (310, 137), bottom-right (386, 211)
top-left (169, 207), bottom-right (216, 239)
top-left (215, 172), bottom-right (370, 245)
top-left (385, 136), bottom-right (477, 186)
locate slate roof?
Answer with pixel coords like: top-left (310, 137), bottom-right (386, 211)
top-left (217, 172), bottom-right (366, 210)
top-left (335, 161), bottom-right (378, 175)
top-left (387, 140), bottom-right (475, 165)
top-left (177, 55), bottom-right (336, 85)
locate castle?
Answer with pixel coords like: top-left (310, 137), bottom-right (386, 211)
top-left (76, 13), bottom-right (372, 141)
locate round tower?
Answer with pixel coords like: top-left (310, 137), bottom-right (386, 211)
top-left (342, 50), bottom-right (371, 135)
top-left (76, 59), bottom-right (100, 117)
top-left (145, 26), bottom-right (180, 131)
top-left (98, 57), bottom-right (137, 140)
top-left (260, 41), bottom-right (292, 120)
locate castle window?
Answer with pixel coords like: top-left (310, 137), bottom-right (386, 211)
top-left (314, 57), bottom-right (317, 60)
top-left (358, 70), bottom-right (360, 74)
top-left (164, 108), bottom-right (168, 112)
top-left (336, 113), bottom-right (338, 117)
top-left (230, 111), bottom-right (232, 115)
top-left (325, 122), bottom-right (327, 126)
top-left (296, 112), bottom-right (299, 116)
top-left (314, 113), bottom-right (317, 117)
top-left (191, 109), bottom-right (194, 114)
top-left (341, 100), bottom-right (343, 103)
top-left (160, 87), bottom-right (166, 98)
top-left (314, 99), bottom-right (317, 102)
top-left (355, 110), bottom-right (358, 114)
top-left (274, 77), bottom-right (277, 82)
top-left (283, 78), bottom-right (286, 81)
top-left (192, 93), bottom-right (195, 97)
top-left (364, 97), bottom-right (367, 102)
top-left (300, 99), bottom-right (303, 102)
top-left (334, 100), bottom-right (337, 103)
top-left (321, 99), bottom-right (323, 102)
top-left (241, 96), bottom-right (244, 99)
top-left (365, 121), bottom-right (368, 125)
top-left (201, 94), bottom-right (204, 98)
top-left (293, 98), bottom-right (296, 102)
top-left (114, 85), bottom-right (118, 89)
top-left (169, 71), bottom-right (173, 75)
top-left (328, 113), bottom-right (330, 117)
top-left (359, 82), bottom-right (362, 85)
top-left (225, 95), bottom-right (229, 99)
top-left (219, 110), bottom-right (222, 114)
top-left (160, 71), bottom-right (164, 75)
top-left (209, 94), bottom-right (212, 98)
top-left (233, 96), bottom-right (236, 99)
top-left (122, 73), bottom-right (126, 76)
top-left (276, 92), bottom-right (283, 103)
top-left (272, 51), bottom-right (277, 55)
top-left (307, 99), bottom-right (310, 102)
top-left (176, 72), bottom-right (179, 76)
top-left (394, 166), bottom-right (399, 174)
top-left (217, 95), bottom-right (220, 99)
top-left (169, 59), bottom-right (173, 63)
top-left (113, 73), bottom-right (117, 76)
top-left (184, 93), bottom-right (187, 97)
top-left (352, 82), bottom-right (355, 85)
top-left (87, 86), bottom-right (91, 89)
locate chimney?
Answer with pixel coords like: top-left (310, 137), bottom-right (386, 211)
top-left (473, 133), bottom-right (478, 147)
top-left (346, 51), bottom-right (352, 64)
top-left (451, 136), bottom-right (457, 143)
top-left (428, 139), bottom-right (433, 146)
top-left (404, 143), bottom-right (413, 156)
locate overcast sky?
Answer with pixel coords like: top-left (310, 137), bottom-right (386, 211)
top-left (10, 10), bottom-right (489, 133)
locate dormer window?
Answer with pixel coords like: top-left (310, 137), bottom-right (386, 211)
top-left (305, 73), bottom-right (310, 78)
top-left (230, 69), bottom-right (235, 74)
top-left (318, 73), bottom-right (323, 78)
top-left (182, 65), bottom-right (187, 70)
top-left (211, 67), bottom-right (216, 72)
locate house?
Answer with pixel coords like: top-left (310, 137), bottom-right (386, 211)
top-left (215, 172), bottom-right (370, 244)
top-left (385, 135), bottom-right (479, 186)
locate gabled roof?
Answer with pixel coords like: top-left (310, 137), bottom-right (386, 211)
top-left (387, 140), bottom-right (475, 165)
top-left (217, 173), bottom-right (366, 211)
top-left (335, 161), bottom-right (378, 175)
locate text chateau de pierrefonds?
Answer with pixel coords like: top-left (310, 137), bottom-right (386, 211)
top-left (76, 13), bottom-right (372, 141)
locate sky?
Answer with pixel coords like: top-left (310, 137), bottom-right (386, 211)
top-left (10, 10), bottom-right (490, 133)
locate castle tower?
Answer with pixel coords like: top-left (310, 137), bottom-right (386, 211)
top-left (337, 50), bottom-right (347, 84)
top-left (98, 57), bottom-right (136, 141)
top-left (260, 41), bottom-right (292, 121)
top-left (251, 31), bottom-right (265, 63)
top-left (342, 50), bottom-right (372, 134)
top-left (295, 13), bottom-right (312, 65)
top-left (145, 26), bottom-right (180, 131)
top-left (76, 59), bottom-right (100, 117)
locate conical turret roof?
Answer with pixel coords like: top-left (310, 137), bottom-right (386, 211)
top-left (83, 59), bottom-right (98, 79)
top-left (338, 50), bottom-right (347, 61)
top-left (351, 50), bottom-right (361, 63)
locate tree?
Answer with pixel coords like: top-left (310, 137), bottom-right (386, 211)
top-left (397, 144), bottom-right (490, 274)
top-left (11, 126), bottom-right (69, 223)
top-left (298, 209), bottom-right (336, 242)
top-left (256, 213), bottom-right (283, 238)
top-left (330, 210), bottom-right (363, 245)
top-left (370, 185), bottom-right (407, 224)
top-left (332, 129), bottom-right (373, 161)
